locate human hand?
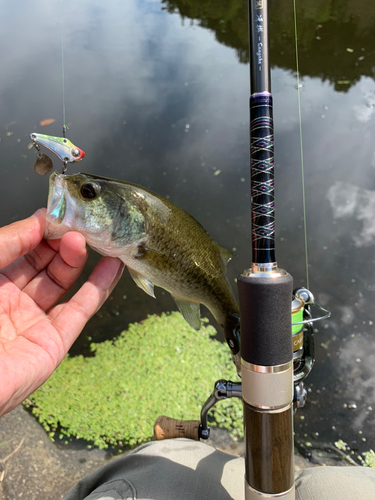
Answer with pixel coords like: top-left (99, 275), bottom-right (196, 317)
top-left (0, 209), bottom-right (124, 416)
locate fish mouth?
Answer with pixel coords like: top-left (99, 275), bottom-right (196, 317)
top-left (46, 172), bottom-right (66, 223)
top-left (44, 172), bottom-right (74, 239)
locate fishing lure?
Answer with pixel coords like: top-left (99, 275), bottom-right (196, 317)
top-left (30, 133), bottom-right (85, 175)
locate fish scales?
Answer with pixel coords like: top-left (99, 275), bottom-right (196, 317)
top-left (45, 172), bottom-right (239, 330)
top-left (141, 209), bottom-right (238, 326)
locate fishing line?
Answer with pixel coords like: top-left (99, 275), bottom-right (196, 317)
top-left (293, 0), bottom-right (309, 290)
top-left (30, 3), bottom-right (85, 175)
top-left (60, 0), bottom-right (67, 138)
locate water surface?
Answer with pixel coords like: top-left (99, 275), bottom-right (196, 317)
top-left (1, 0), bottom-right (375, 460)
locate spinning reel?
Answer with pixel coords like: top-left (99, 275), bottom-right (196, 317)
top-left (154, 290), bottom-right (330, 441)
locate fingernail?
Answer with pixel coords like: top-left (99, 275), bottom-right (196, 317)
top-left (31, 208), bottom-right (46, 218)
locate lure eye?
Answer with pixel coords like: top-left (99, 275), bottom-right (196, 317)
top-left (80, 182), bottom-right (98, 199)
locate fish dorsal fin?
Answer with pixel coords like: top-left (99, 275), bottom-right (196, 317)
top-left (128, 267), bottom-right (155, 298)
top-left (218, 245), bottom-right (235, 266)
top-left (173, 297), bottom-right (201, 330)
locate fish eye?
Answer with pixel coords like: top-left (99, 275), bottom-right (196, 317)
top-left (80, 182), bottom-right (98, 199)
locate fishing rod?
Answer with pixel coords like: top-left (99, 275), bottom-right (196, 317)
top-left (237, 0), bottom-right (295, 495)
top-left (154, 0), bottom-right (329, 498)
top-left (236, 1), bottom-right (329, 498)
top-left (236, 2), bottom-right (330, 498)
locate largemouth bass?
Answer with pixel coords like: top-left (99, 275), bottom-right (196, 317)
top-left (45, 172), bottom-right (240, 358)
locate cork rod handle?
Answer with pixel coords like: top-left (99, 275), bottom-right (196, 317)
top-left (154, 415), bottom-right (200, 441)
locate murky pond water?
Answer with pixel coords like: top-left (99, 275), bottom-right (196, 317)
top-left (1, 0), bottom-right (375, 461)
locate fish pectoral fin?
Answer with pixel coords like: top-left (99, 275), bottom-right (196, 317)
top-left (173, 297), bottom-right (201, 330)
top-left (128, 267), bottom-right (156, 298)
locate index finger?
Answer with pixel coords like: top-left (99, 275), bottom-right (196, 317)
top-left (48, 257), bottom-right (124, 356)
top-left (0, 209), bottom-right (46, 270)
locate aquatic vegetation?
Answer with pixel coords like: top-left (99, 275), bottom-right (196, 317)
top-left (25, 312), bottom-right (242, 449)
top-left (335, 441), bottom-right (375, 468)
top-left (334, 439), bottom-right (347, 451)
top-left (361, 450), bottom-right (375, 468)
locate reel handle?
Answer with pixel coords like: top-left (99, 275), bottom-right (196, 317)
top-left (154, 416), bottom-right (200, 441)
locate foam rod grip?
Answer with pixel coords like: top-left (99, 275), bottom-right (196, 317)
top-left (154, 415), bottom-right (200, 441)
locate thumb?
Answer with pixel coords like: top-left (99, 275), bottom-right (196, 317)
top-left (0, 209), bottom-right (46, 270)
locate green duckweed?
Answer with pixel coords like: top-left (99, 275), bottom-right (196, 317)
top-left (26, 312), bottom-right (242, 449)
